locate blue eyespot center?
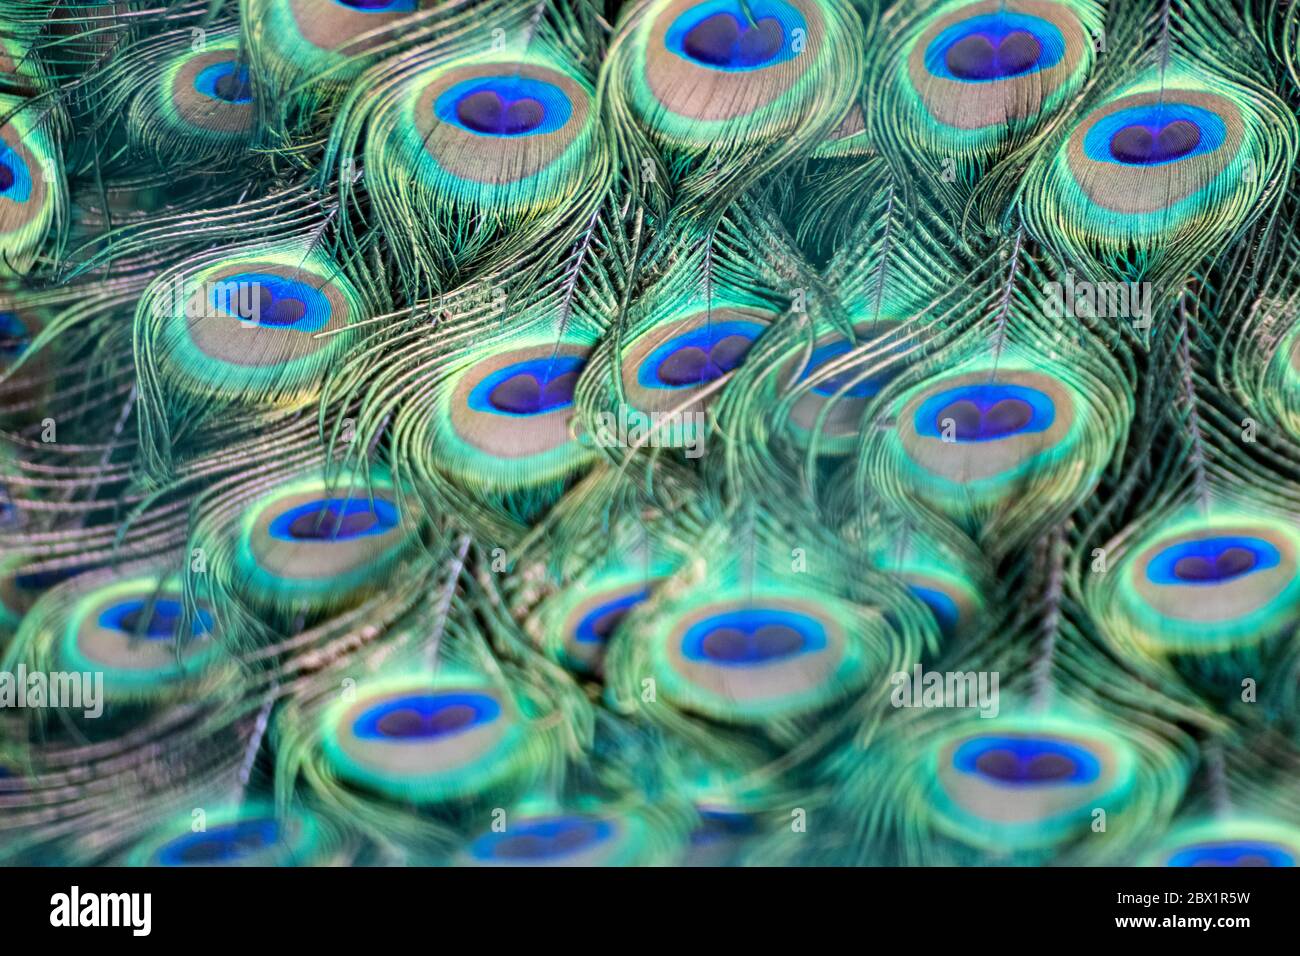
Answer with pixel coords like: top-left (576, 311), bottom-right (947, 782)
top-left (194, 62), bottom-right (252, 104)
top-left (335, 0), bottom-right (416, 9)
top-left (640, 320), bottom-right (763, 389)
top-left (682, 608), bottom-right (825, 666)
top-left (1083, 103), bottom-right (1225, 167)
top-left (0, 311), bottom-right (29, 358)
top-left (158, 819), bottom-right (279, 865)
top-left (208, 273), bottom-right (332, 332)
top-left (14, 565), bottom-right (85, 591)
top-left (353, 692), bottom-right (501, 740)
top-left (953, 736), bottom-right (1100, 786)
top-left (98, 599), bottom-right (213, 640)
top-left (1146, 535), bottom-right (1279, 586)
top-left (435, 77), bottom-right (571, 138)
top-left (468, 356), bottom-right (584, 417)
top-left (1110, 119), bottom-right (1200, 165)
top-left (908, 585), bottom-right (960, 638)
top-left (692, 808), bottom-right (758, 844)
top-left (946, 31), bottom-right (1039, 80)
top-left (1167, 841), bottom-right (1294, 868)
top-left (575, 589), bottom-right (649, 644)
top-left (666, 0), bottom-right (805, 72)
top-left (803, 339), bottom-right (893, 398)
top-left (457, 91), bottom-right (543, 135)
top-left (915, 383), bottom-right (1055, 442)
top-left (471, 816), bottom-right (613, 860)
top-left (269, 497), bottom-right (400, 543)
top-left (924, 13), bottom-right (1064, 83)
top-left (683, 14), bottom-right (783, 68)
top-left (0, 145), bottom-right (32, 202)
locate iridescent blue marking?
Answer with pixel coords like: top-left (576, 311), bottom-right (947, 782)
top-left (193, 62), bottom-right (253, 104)
top-left (0, 311), bottom-right (29, 359)
top-left (691, 808), bottom-right (758, 845)
top-left (0, 143), bottom-right (33, 202)
top-left (913, 382), bottom-right (1055, 442)
top-left (924, 13), bottom-right (1064, 83)
top-left (909, 585), bottom-right (960, 638)
top-left (666, 0), bottom-right (806, 72)
top-left (1166, 841), bottom-right (1295, 868)
top-left (332, 0), bottom-right (416, 9)
top-left (97, 599), bottom-right (213, 640)
top-left (352, 692), bottom-right (500, 740)
top-left (802, 339), bottom-right (894, 398)
top-left (1145, 535), bottom-right (1278, 586)
top-left (1082, 104), bottom-right (1225, 167)
top-left (268, 497), bottom-right (399, 542)
top-left (953, 735), bottom-right (1100, 786)
top-left (681, 607), bottom-right (825, 666)
top-left (575, 589), bottom-right (648, 644)
top-left (14, 565), bottom-right (86, 591)
top-left (207, 273), bottom-right (332, 331)
top-left (637, 320), bottom-right (764, 390)
top-left (330, 0), bottom-right (416, 10)
top-left (467, 355), bottom-right (584, 417)
top-left (469, 816), bottom-right (614, 861)
top-left (434, 77), bottom-right (571, 137)
top-left (156, 819), bottom-right (280, 865)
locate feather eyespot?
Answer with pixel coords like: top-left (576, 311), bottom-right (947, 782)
top-left (331, 0), bottom-right (416, 10)
top-left (636, 590), bottom-right (880, 723)
top-left (127, 803), bottom-right (328, 867)
top-left (1098, 517), bottom-right (1300, 656)
top-left (0, 310), bottom-right (30, 358)
top-left (620, 307), bottom-right (775, 430)
top-left (953, 736), bottom-right (1100, 786)
top-left (1029, 75), bottom-right (1279, 262)
top-left (1146, 820), bottom-right (1300, 868)
top-left (895, 0), bottom-right (1096, 153)
top-left (145, 246), bottom-right (364, 410)
top-left (575, 590), bottom-right (649, 646)
top-left (870, 359), bottom-right (1124, 550)
top-left (157, 819), bottom-right (281, 865)
top-left (318, 676), bottom-right (542, 805)
top-left (785, 321), bottom-right (907, 451)
top-left (923, 11), bottom-right (1064, 83)
top-left (435, 77), bottom-right (570, 139)
top-left (229, 472), bottom-right (417, 612)
top-left (681, 608), bottom-right (823, 666)
top-left (621, 0), bottom-right (848, 144)
top-left (193, 62), bottom-right (254, 104)
top-left (928, 719), bottom-right (1139, 851)
top-left (468, 356), bottom-right (583, 418)
top-left (914, 383), bottom-right (1056, 443)
top-left (53, 576), bottom-right (223, 698)
top-left (0, 144), bottom-right (32, 202)
top-left (430, 337), bottom-right (596, 490)
top-left (1082, 102), bottom-right (1223, 171)
top-left (0, 110), bottom-right (57, 274)
top-left (638, 321), bottom-right (763, 389)
top-left (1167, 842), bottom-right (1294, 868)
top-left (352, 692), bottom-right (501, 740)
top-left (97, 598), bottom-right (213, 640)
top-left (468, 816), bottom-right (615, 864)
top-left (539, 568), bottom-right (669, 676)
top-left (665, 0), bottom-right (805, 72)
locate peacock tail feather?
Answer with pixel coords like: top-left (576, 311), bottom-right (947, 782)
top-left (5, 0), bottom-right (1300, 870)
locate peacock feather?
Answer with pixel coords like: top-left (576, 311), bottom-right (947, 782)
top-left (5, 0), bottom-right (1300, 872)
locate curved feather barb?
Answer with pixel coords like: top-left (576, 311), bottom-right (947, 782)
top-left (4, 0), bottom-right (1300, 872)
